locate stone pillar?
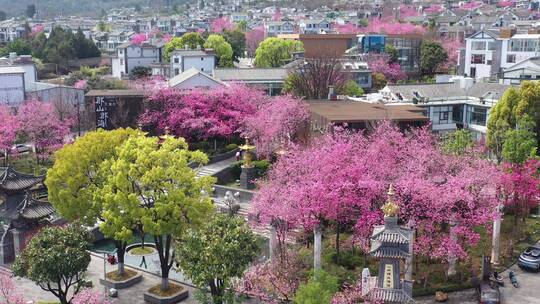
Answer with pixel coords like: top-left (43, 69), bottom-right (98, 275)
top-left (269, 224), bottom-right (277, 261)
top-left (12, 229), bottom-right (23, 256)
top-left (313, 225), bottom-right (322, 270)
top-left (447, 222), bottom-right (457, 277)
top-left (240, 166), bottom-right (256, 190)
top-left (405, 228), bottom-right (415, 281)
top-left (491, 204), bottom-right (502, 265)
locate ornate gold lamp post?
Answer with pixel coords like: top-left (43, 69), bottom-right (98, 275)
top-left (239, 138), bottom-right (256, 189)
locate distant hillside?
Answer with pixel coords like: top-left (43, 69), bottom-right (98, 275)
top-left (0, 0), bottom-right (187, 18)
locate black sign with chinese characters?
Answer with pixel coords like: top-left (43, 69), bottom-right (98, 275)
top-left (95, 96), bottom-right (117, 130)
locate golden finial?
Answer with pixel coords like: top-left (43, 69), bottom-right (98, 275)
top-left (381, 184), bottom-right (400, 217)
top-left (239, 137), bottom-right (256, 168)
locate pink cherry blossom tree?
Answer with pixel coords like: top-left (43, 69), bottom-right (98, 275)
top-left (424, 5), bottom-right (445, 14)
top-left (0, 106), bottom-right (19, 162)
top-left (251, 122), bottom-right (499, 266)
top-left (242, 95), bottom-right (309, 157)
top-left (332, 23), bottom-right (362, 34)
top-left (361, 19), bottom-right (426, 35)
top-left (461, 1), bottom-right (482, 10)
top-left (439, 38), bottom-right (463, 69)
top-left (499, 159), bottom-right (540, 225)
top-left (0, 274), bottom-right (25, 304)
top-left (130, 33), bottom-right (148, 45)
top-left (272, 8), bottom-right (282, 21)
top-left (139, 84), bottom-right (264, 141)
top-left (211, 17), bottom-right (235, 33)
top-left (246, 26), bottom-right (265, 58)
top-left (368, 55), bottom-right (407, 83)
top-left (17, 100), bottom-right (70, 163)
top-left (31, 24), bottom-right (45, 37)
top-left (399, 5), bottom-right (420, 19)
top-left (72, 289), bottom-right (112, 304)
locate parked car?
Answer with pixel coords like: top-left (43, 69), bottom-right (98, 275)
top-left (478, 281), bottom-right (500, 304)
top-left (518, 245), bottom-right (540, 271)
top-left (11, 144), bottom-right (31, 154)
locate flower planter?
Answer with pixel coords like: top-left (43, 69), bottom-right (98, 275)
top-left (144, 286), bottom-right (189, 304)
top-left (100, 271), bottom-right (143, 289)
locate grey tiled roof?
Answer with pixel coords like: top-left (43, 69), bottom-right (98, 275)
top-left (0, 167), bottom-right (43, 194)
top-left (370, 245), bottom-right (410, 259)
top-left (385, 82), bottom-right (511, 101)
top-left (213, 68), bottom-right (288, 82)
top-left (366, 288), bottom-right (415, 303)
top-left (17, 193), bottom-right (55, 220)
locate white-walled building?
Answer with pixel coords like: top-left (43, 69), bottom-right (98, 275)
top-left (299, 19), bottom-right (331, 34)
top-left (169, 49), bottom-right (216, 77)
top-left (0, 67), bottom-right (25, 107)
top-left (463, 30), bottom-right (500, 79)
top-left (500, 34), bottom-right (540, 69)
top-left (0, 53), bottom-right (37, 85)
top-left (0, 20), bottom-right (27, 43)
top-left (265, 21), bottom-right (295, 36)
top-left (501, 56), bottom-right (540, 84)
top-left (112, 42), bottom-right (163, 79)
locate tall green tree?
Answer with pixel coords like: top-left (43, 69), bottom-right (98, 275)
top-left (43, 27), bottom-right (76, 66)
top-left (487, 82), bottom-right (540, 162)
top-left (176, 213), bottom-right (260, 304)
top-left (12, 225), bottom-right (91, 304)
top-left (254, 37), bottom-right (304, 67)
top-left (294, 270), bottom-right (339, 304)
top-left (46, 128), bottom-right (143, 276)
top-left (26, 4), bottom-right (36, 18)
top-left (73, 28), bottom-right (101, 59)
top-left (204, 34), bottom-right (233, 67)
top-left (502, 116), bottom-right (537, 164)
top-left (441, 129), bottom-right (474, 156)
top-left (164, 32), bottom-right (205, 62)
top-left (97, 135), bottom-right (215, 292)
top-left (420, 40), bottom-right (448, 76)
top-left (222, 30), bottom-right (246, 62)
top-left (31, 32), bottom-right (47, 59)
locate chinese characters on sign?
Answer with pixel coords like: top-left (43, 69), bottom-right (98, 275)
top-left (383, 264), bottom-right (394, 289)
top-left (95, 96), bottom-right (117, 130)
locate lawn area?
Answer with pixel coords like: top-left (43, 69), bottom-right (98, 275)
top-left (8, 153), bottom-right (52, 175)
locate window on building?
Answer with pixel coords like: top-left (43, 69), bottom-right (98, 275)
top-left (466, 106), bottom-right (487, 126)
top-left (120, 59), bottom-right (124, 65)
top-left (201, 57), bottom-right (204, 61)
top-left (507, 54), bottom-right (516, 63)
top-left (471, 54), bottom-right (485, 64)
top-left (174, 57), bottom-right (179, 63)
top-left (174, 68), bottom-right (179, 75)
top-left (487, 41), bottom-right (496, 50)
top-left (432, 106), bottom-right (453, 124)
top-left (472, 41), bottom-right (486, 50)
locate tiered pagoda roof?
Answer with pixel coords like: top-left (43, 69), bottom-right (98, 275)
top-left (0, 167), bottom-right (44, 194)
top-left (365, 287), bottom-right (415, 304)
top-left (17, 193), bottom-right (55, 221)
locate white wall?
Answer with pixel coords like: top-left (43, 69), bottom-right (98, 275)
top-left (170, 54), bottom-right (215, 77)
top-left (464, 37), bottom-right (496, 78)
top-left (0, 73), bottom-right (24, 106)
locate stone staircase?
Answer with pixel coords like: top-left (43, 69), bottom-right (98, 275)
top-left (0, 264), bottom-right (12, 276)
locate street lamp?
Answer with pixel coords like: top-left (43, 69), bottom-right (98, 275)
top-left (94, 248), bottom-right (117, 298)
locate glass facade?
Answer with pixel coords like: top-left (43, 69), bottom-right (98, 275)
top-left (361, 35), bottom-right (386, 53)
top-left (386, 36), bottom-right (421, 72)
top-left (466, 105), bottom-right (487, 126)
top-left (508, 39), bottom-right (539, 52)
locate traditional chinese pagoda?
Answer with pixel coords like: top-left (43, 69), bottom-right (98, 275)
top-left (0, 167), bottom-right (56, 264)
top-left (365, 185), bottom-right (415, 304)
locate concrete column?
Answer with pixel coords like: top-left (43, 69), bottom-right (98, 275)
top-left (447, 222), bottom-right (457, 277)
top-left (405, 229), bottom-right (415, 281)
top-left (491, 204), bottom-right (502, 265)
top-left (269, 224), bottom-right (277, 261)
top-left (314, 225), bottom-right (322, 270)
top-left (12, 229), bottom-right (23, 256)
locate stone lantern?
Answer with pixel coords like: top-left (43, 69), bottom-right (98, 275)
top-left (239, 138), bottom-right (256, 190)
top-left (364, 185), bottom-right (415, 304)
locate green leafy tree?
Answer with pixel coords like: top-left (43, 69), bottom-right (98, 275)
top-left (130, 66), bottom-right (152, 79)
top-left (372, 72), bottom-right (387, 90)
top-left (420, 40), bottom-right (448, 76)
top-left (294, 270), bottom-right (339, 304)
top-left (46, 128), bottom-right (142, 275)
top-left (487, 87), bottom-right (520, 162)
top-left (340, 80), bottom-right (364, 97)
top-left (222, 30), bottom-right (246, 62)
top-left (97, 135), bottom-right (215, 292)
top-left (134, 4), bottom-right (141, 11)
top-left (236, 20), bottom-right (248, 31)
top-left (176, 213), bottom-right (260, 304)
top-left (254, 37), bottom-right (304, 67)
top-left (0, 11), bottom-right (7, 21)
top-left (164, 32), bottom-right (205, 62)
top-left (31, 32), bottom-right (47, 59)
top-left (0, 39), bottom-right (32, 57)
top-left (385, 44), bottom-right (399, 64)
top-left (502, 116), bottom-right (537, 164)
top-left (12, 225), bottom-right (91, 304)
top-left (441, 129), bottom-right (474, 155)
top-left (204, 34), bottom-right (233, 67)
top-left (43, 26), bottom-right (76, 66)
top-left (26, 4), bottom-right (36, 18)
top-left (73, 28), bottom-right (100, 59)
